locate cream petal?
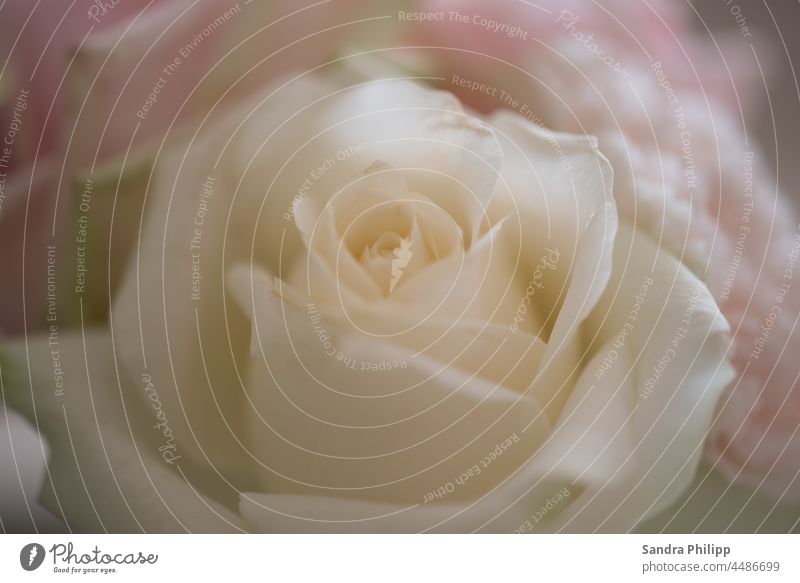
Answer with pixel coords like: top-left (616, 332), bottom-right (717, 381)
top-left (239, 492), bottom-right (519, 533)
top-left (534, 222), bottom-right (734, 532)
top-left (533, 208), bottom-right (618, 422)
top-left (1, 330), bottom-right (249, 532)
top-left (288, 218), bottom-right (546, 395)
top-left (488, 111), bottom-right (618, 421)
top-left (294, 244), bottom-right (377, 309)
top-left (295, 212), bottom-right (524, 342)
top-left (460, 218), bottom-right (543, 332)
top-left (238, 452), bottom-right (572, 533)
top-left (240, 493), bottom-right (454, 533)
top-left (351, 237), bottom-right (466, 327)
top-left (109, 74), bottom-right (338, 483)
top-left (527, 342), bottom-right (639, 489)
top-left (514, 342), bottom-right (641, 532)
top-left (281, 221), bottom-right (734, 534)
top-left (239, 482), bottom-right (580, 532)
top-left (487, 111), bottom-right (615, 316)
top-left (295, 161), bottom-right (410, 248)
top-left (332, 166), bottom-right (457, 296)
top-left (0, 404), bottom-right (63, 532)
top-left (286, 79), bottom-right (504, 245)
top-left (293, 162), bottom-right (456, 302)
top-left (336, 317), bottom-right (548, 401)
top-left (226, 265), bottom-right (550, 507)
top-left (336, 217), bottom-right (530, 340)
top-left (110, 130), bottom-right (251, 483)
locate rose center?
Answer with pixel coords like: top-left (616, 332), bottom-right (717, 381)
top-left (341, 200), bottom-right (455, 296)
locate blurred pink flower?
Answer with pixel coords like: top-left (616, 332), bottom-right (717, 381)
top-left (0, 0), bottom-right (356, 333)
top-left (415, 0), bottom-right (765, 116)
top-left (0, 0), bottom-right (168, 334)
top-left (0, 0), bottom-right (161, 169)
top-left (707, 190), bottom-right (800, 503)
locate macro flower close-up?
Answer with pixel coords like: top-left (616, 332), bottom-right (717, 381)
top-left (1, 0), bottom-right (799, 551)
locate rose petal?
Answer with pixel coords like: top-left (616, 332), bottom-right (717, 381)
top-left (239, 492), bottom-right (471, 533)
top-left (286, 78), bottom-right (504, 246)
top-left (1, 329), bottom-right (249, 532)
top-left (227, 264), bottom-right (551, 508)
top-left (537, 222), bottom-right (734, 532)
top-left (0, 404), bottom-right (63, 532)
top-left (109, 73), bottom-right (339, 483)
top-left (488, 111), bottom-right (617, 421)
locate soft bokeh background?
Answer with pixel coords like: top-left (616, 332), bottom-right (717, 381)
top-left (692, 1), bottom-right (800, 210)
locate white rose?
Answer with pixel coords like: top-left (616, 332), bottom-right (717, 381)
top-left (3, 73), bottom-right (733, 533)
